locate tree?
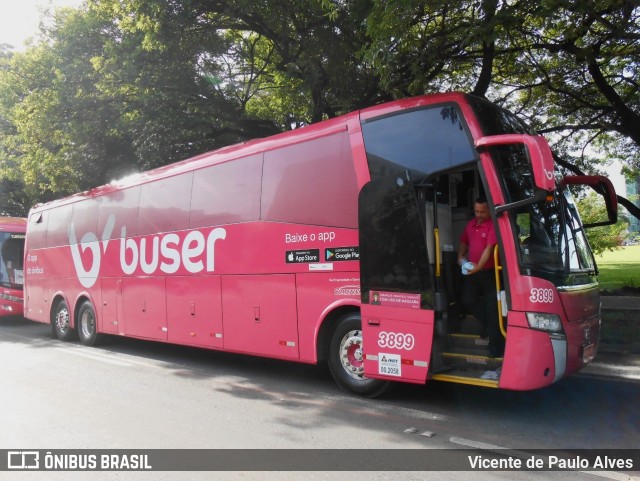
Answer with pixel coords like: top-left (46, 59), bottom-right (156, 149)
top-left (188, 0), bottom-right (386, 123)
top-left (1, 0), bottom-right (639, 223)
top-left (0, 8), bottom-right (138, 197)
top-left (0, 0), bottom-right (282, 197)
top-left (0, 0), bottom-right (386, 200)
top-left (362, 0), bottom-right (640, 221)
top-left (0, 46), bottom-right (34, 214)
top-left (362, 0), bottom-right (500, 96)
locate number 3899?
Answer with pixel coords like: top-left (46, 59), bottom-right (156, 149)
top-left (529, 288), bottom-right (554, 303)
top-left (377, 331), bottom-right (415, 350)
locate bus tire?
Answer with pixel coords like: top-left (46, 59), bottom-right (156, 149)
top-left (77, 300), bottom-right (103, 347)
top-left (327, 313), bottom-right (390, 398)
top-left (52, 299), bottom-right (76, 342)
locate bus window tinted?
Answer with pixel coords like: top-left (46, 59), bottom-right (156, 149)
top-left (362, 105), bottom-right (477, 180)
top-left (262, 130), bottom-right (358, 227)
top-left (0, 233), bottom-right (25, 288)
top-left (466, 95), bottom-right (531, 136)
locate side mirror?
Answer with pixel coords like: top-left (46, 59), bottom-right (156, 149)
top-left (476, 134), bottom-right (555, 192)
top-left (561, 175), bottom-right (618, 227)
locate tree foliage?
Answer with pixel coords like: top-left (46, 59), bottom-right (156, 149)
top-left (0, 0), bottom-right (638, 226)
top-left (362, 0), bottom-right (640, 219)
top-left (577, 191), bottom-right (629, 255)
top-left (363, 0), bottom-right (640, 161)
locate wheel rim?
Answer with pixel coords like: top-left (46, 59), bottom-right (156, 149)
top-left (56, 306), bottom-right (70, 335)
top-left (339, 329), bottom-right (365, 380)
top-left (80, 308), bottom-right (95, 339)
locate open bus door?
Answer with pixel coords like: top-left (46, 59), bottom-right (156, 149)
top-left (358, 176), bottom-right (435, 385)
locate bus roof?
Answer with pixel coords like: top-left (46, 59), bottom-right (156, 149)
top-left (30, 92), bottom-right (470, 213)
top-left (0, 216), bottom-right (27, 231)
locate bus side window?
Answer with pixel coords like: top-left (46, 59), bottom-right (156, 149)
top-left (190, 154), bottom-right (263, 228)
top-left (46, 205), bottom-right (73, 248)
top-left (262, 130), bottom-right (358, 227)
top-left (2, 237), bottom-right (23, 269)
top-left (138, 173), bottom-right (193, 235)
top-left (28, 212), bottom-right (47, 250)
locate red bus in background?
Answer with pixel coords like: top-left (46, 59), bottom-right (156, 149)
top-left (23, 92), bottom-right (617, 395)
top-left (0, 217), bottom-right (26, 317)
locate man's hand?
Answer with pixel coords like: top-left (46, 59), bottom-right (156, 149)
top-left (467, 263), bottom-right (482, 275)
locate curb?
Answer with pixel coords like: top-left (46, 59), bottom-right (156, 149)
top-left (580, 348), bottom-right (640, 382)
top-left (599, 296), bottom-right (639, 362)
top-left (580, 362), bottom-right (640, 382)
top-left (601, 296), bottom-right (640, 310)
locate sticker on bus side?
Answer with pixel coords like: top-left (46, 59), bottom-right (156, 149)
top-left (325, 246), bottom-right (359, 262)
top-left (378, 353), bottom-right (402, 377)
top-left (285, 249), bottom-right (320, 263)
top-left (369, 290), bottom-right (420, 309)
top-left (333, 285), bottom-right (360, 296)
top-left (309, 263), bottom-right (333, 271)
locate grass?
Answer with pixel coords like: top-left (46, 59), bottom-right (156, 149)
top-left (595, 245), bottom-right (640, 293)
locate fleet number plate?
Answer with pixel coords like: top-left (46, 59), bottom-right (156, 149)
top-left (378, 353), bottom-right (402, 377)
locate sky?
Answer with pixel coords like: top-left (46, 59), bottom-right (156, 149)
top-left (0, 0), bottom-right (84, 49)
top-left (597, 161), bottom-right (629, 199)
top-left (0, 0), bottom-right (631, 198)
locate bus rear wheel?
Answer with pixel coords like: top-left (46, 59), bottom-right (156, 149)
top-left (52, 299), bottom-right (76, 341)
top-left (328, 313), bottom-right (390, 398)
top-left (77, 300), bottom-right (103, 347)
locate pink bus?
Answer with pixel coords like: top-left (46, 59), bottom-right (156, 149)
top-left (0, 217), bottom-right (26, 318)
top-left (24, 92), bottom-right (616, 395)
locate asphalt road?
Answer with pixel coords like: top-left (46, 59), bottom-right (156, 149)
top-left (1, 318), bottom-right (638, 481)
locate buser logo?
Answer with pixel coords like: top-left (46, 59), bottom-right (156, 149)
top-left (68, 215), bottom-right (227, 288)
top-left (68, 215), bottom-right (115, 288)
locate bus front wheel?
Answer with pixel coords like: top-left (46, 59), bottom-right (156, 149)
top-left (77, 300), bottom-right (103, 347)
top-left (52, 299), bottom-right (76, 342)
top-left (327, 313), bottom-right (390, 398)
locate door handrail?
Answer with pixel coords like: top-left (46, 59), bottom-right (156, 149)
top-left (494, 245), bottom-right (507, 338)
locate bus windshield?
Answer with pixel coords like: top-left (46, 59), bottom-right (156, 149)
top-left (500, 168), bottom-right (596, 283)
top-left (467, 95), bottom-right (596, 285)
top-left (0, 232), bottom-right (25, 290)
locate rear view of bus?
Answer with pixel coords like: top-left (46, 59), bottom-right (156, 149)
top-left (0, 217), bottom-right (26, 318)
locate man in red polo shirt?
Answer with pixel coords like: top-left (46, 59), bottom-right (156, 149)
top-left (457, 197), bottom-right (504, 357)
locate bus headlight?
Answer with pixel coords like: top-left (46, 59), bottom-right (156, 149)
top-left (526, 312), bottom-right (563, 333)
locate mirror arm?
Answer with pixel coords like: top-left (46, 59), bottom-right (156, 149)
top-left (494, 190), bottom-right (549, 216)
top-left (560, 175), bottom-right (618, 226)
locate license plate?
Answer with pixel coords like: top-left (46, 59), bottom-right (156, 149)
top-left (582, 343), bottom-right (595, 363)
